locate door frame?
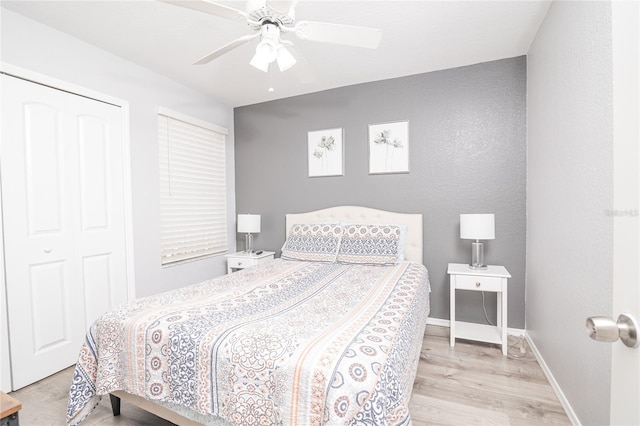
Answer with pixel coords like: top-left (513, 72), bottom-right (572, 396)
top-left (0, 62), bottom-right (136, 391)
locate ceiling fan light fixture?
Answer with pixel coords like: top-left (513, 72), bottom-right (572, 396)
top-left (250, 22), bottom-right (282, 72)
top-left (276, 45), bottom-right (296, 72)
top-left (250, 40), bottom-right (278, 72)
top-left (249, 52), bottom-right (270, 72)
top-left (165, 1), bottom-right (385, 72)
top-left (257, 39), bottom-right (278, 57)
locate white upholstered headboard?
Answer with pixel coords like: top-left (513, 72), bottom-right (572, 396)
top-left (285, 206), bottom-right (423, 263)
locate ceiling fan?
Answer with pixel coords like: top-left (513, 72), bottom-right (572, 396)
top-left (161, 0), bottom-right (383, 73)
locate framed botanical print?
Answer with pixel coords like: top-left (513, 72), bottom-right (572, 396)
top-left (368, 120), bottom-right (409, 174)
top-left (308, 127), bottom-right (344, 177)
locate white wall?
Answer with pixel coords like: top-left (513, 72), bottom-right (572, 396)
top-left (1, 8), bottom-right (236, 301)
top-left (527, 2), bottom-right (613, 425)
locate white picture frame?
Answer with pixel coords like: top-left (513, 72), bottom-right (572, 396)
top-left (368, 120), bottom-right (409, 174)
top-left (308, 127), bottom-right (344, 177)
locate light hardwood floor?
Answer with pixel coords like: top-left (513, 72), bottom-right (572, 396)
top-left (410, 325), bottom-right (571, 425)
top-left (8, 325), bottom-right (571, 425)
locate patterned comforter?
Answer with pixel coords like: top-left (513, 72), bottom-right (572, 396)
top-left (67, 259), bottom-right (430, 425)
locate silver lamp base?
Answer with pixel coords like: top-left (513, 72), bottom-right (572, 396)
top-left (469, 241), bottom-right (487, 270)
top-left (244, 233), bottom-right (254, 254)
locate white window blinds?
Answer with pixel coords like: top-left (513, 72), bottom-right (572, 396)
top-left (158, 107), bottom-right (228, 266)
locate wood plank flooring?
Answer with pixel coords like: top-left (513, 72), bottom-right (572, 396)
top-left (8, 325), bottom-right (571, 425)
top-left (410, 325), bottom-right (571, 425)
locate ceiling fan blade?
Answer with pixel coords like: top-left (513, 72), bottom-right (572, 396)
top-left (193, 33), bottom-right (259, 65)
top-left (160, 0), bottom-right (247, 21)
top-left (294, 21), bottom-right (382, 49)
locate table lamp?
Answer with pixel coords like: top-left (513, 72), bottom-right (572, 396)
top-left (237, 214), bottom-right (260, 253)
top-left (460, 214), bottom-right (495, 270)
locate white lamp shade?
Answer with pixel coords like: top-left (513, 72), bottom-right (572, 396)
top-left (238, 214), bottom-right (261, 233)
top-left (460, 214), bottom-right (495, 240)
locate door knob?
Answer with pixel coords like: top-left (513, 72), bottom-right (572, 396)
top-left (586, 313), bottom-right (639, 348)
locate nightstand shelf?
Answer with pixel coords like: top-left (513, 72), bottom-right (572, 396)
top-left (448, 263), bottom-right (511, 355)
top-left (225, 251), bottom-right (275, 274)
top-left (454, 321), bottom-right (503, 345)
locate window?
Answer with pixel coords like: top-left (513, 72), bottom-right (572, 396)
top-left (158, 107), bottom-right (228, 266)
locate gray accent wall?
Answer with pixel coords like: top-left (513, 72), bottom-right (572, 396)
top-left (527, 2), bottom-right (613, 425)
top-left (235, 57), bottom-right (526, 328)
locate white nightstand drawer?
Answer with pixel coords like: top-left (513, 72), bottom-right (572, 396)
top-left (454, 274), bottom-right (502, 292)
top-left (227, 257), bottom-right (257, 269)
top-left (225, 251), bottom-right (275, 274)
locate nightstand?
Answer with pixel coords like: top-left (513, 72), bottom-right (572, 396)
top-left (225, 251), bottom-right (275, 274)
top-left (448, 263), bottom-right (511, 355)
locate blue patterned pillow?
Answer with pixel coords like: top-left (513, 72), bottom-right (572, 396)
top-left (337, 224), bottom-right (403, 265)
top-left (281, 224), bottom-right (343, 262)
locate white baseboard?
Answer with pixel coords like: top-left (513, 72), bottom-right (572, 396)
top-left (426, 317), bottom-right (450, 328)
top-left (425, 318), bottom-right (579, 425)
top-left (524, 332), bottom-right (581, 426)
top-left (426, 317), bottom-right (525, 337)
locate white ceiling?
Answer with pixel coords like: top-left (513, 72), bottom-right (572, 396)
top-left (2, 0), bottom-right (551, 107)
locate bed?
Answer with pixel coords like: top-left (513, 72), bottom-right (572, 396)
top-left (67, 206), bottom-right (430, 425)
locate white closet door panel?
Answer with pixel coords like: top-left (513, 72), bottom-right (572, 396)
top-left (29, 260), bottom-right (70, 352)
top-left (1, 74), bottom-right (128, 389)
top-left (75, 101), bottom-right (128, 313)
top-left (23, 102), bottom-right (65, 235)
top-left (82, 254), bottom-right (113, 329)
top-left (1, 76), bottom-right (83, 389)
top-left (71, 95), bottom-right (128, 319)
top-left (78, 115), bottom-right (109, 230)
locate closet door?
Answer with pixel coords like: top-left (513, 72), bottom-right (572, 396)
top-left (1, 74), bottom-right (129, 389)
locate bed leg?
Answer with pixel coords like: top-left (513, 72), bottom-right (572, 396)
top-left (109, 394), bottom-right (121, 416)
